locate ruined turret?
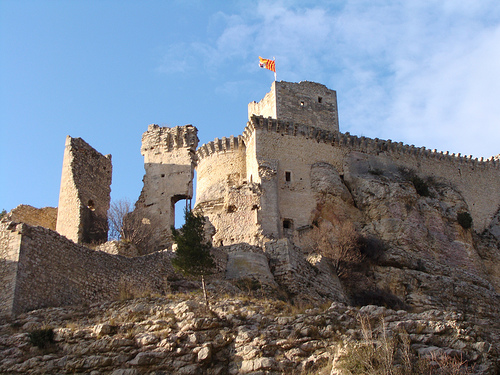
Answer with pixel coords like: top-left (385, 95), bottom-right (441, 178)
top-left (133, 124), bottom-right (198, 251)
top-left (56, 136), bottom-right (112, 244)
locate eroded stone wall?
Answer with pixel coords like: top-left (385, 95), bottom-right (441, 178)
top-left (8, 205), bottom-right (57, 230)
top-left (134, 125), bottom-right (198, 251)
top-left (1, 221), bottom-right (175, 317)
top-left (0, 220), bottom-right (22, 317)
top-left (56, 136), bottom-right (112, 244)
top-left (196, 137), bottom-right (263, 246)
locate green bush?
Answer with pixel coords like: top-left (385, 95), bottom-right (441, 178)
top-left (399, 168), bottom-right (431, 197)
top-left (28, 328), bottom-right (55, 349)
top-left (457, 212), bottom-right (473, 229)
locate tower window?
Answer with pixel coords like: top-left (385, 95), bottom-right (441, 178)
top-left (300, 101), bottom-right (305, 106)
top-left (318, 96), bottom-right (323, 103)
top-left (283, 219), bottom-right (292, 229)
top-left (285, 171), bottom-right (291, 182)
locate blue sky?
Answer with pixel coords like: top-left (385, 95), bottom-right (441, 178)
top-left (1, 0), bottom-right (500, 220)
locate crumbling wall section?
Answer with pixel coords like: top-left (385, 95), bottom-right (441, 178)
top-left (0, 220), bottom-right (22, 318)
top-left (8, 205), bottom-right (57, 230)
top-left (248, 82), bottom-right (276, 120)
top-left (2, 221), bottom-right (175, 317)
top-left (134, 125), bottom-right (198, 251)
top-left (56, 136), bottom-right (112, 244)
top-left (196, 137), bottom-right (264, 246)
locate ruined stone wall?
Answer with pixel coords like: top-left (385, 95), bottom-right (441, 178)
top-left (248, 81), bottom-right (339, 133)
top-left (1, 221), bottom-right (175, 317)
top-left (248, 83), bottom-right (276, 120)
top-left (134, 125), bottom-right (198, 251)
top-left (0, 221), bottom-right (22, 318)
top-left (56, 136), bottom-right (112, 244)
top-left (196, 137), bottom-right (263, 246)
top-left (8, 205), bottom-right (57, 230)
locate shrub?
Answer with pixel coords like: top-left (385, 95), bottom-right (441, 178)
top-left (457, 212), bottom-right (473, 229)
top-left (399, 168), bottom-right (431, 197)
top-left (0, 209), bottom-right (6, 220)
top-left (28, 328), bottom-right (55, 349)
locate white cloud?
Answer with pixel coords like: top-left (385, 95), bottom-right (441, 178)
top-left (158, 0), bottom-right (500, 157)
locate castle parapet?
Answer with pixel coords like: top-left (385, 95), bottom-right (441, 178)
top-left (141, 124), bottom-right (198, 155)
top-left (244, 115), bottom-right (500, 170)
top-left (197, 135), bottom-right (245, 160)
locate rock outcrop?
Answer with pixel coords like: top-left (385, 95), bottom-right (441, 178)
top-left (0, 294), bottom-right (498, 374)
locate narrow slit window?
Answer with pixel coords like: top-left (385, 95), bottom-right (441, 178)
top-left (285, 171), bottom-right (291, 182)
top-left (318, 96), bottom-right (323, 103)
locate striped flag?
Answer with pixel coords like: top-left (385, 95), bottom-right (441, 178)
top-left (259, 56), bottom-right (276, 72)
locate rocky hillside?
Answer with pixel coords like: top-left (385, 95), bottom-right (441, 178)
top-left (1, 290), bottom-right (499, 374)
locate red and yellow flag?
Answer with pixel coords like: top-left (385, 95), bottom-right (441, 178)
top-left (259, 56), bottom-right (276, 72)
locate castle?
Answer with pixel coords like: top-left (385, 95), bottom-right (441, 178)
top-left (134, 80), bottom-right (500, 250)
top-left (1, 80), bottom-right (500, 317)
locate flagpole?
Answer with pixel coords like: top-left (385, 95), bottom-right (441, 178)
top-left (274, 57), bottom-right (277, 81)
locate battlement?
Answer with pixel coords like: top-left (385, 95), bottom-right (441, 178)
top-left (141, 124), bottom-right (198, 155)
top-left (197, 135), bottom-right (245, 160)
top-left (244, 116), bottom-right (500, 170)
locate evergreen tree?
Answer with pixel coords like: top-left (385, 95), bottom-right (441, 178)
top-left (171, 209), bottom-right (215, 307)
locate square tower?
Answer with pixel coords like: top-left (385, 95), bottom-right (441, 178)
top-left (248, 81), bottom-right (339, 132)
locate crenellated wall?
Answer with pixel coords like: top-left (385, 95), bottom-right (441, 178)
top-left (196, 114), bottom-right (499, 244)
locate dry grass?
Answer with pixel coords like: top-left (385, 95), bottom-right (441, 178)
top-left (335, 314), bottom-right (474, 375)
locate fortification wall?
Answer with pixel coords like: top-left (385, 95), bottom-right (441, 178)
top-left (8, 205), bottom-right (57, 230)
top-left (196, 136), bottom-right (246, 205)
top-left (247, 116), bottom-right (500, 233)
top-left (1, 221), bottom-right (175, 317)
top-left (134, 125), bottom-right (198, 251)
top-left (56, 136), bottom-right (112, 244)
top-left (196, 137), bottom-right (263, 246)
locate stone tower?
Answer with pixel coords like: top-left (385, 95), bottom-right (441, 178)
top-left (133, 124), bottom-right (198, 251)
top-left (248, 81), bottom-right (339, 132)
top-left (56, 136), bottom-right (112, 244)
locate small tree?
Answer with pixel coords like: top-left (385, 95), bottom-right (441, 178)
top-left (302, 221), bottom-right (364, 279)
top-left (171, 209), bottom-right (215, 307)
top-left (0, 209), bottom-right (7, 220)
top-left (108, 198), bottom-right (153, 254)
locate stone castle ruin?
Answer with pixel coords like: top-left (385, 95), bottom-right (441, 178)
top-left (1, 80), bottom-right (500, 318)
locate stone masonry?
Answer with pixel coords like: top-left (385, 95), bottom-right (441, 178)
top-left (56, 136), bottom-right (112, 244)
top-left (196, 81), bottom-right (500, 247)
top-left (0, 219), bottom-right (175, 317)
top-left (248, 81), bottom-right (339, 132)
top-left (132, 124), bottom-right (198, 251)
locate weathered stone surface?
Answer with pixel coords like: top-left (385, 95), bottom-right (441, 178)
top-left (7, 205), bottom-right (58, 231)
top-left (226, 250), bottom-right (277, 287)
top-left (0, 294), bottom-right (498, 374)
